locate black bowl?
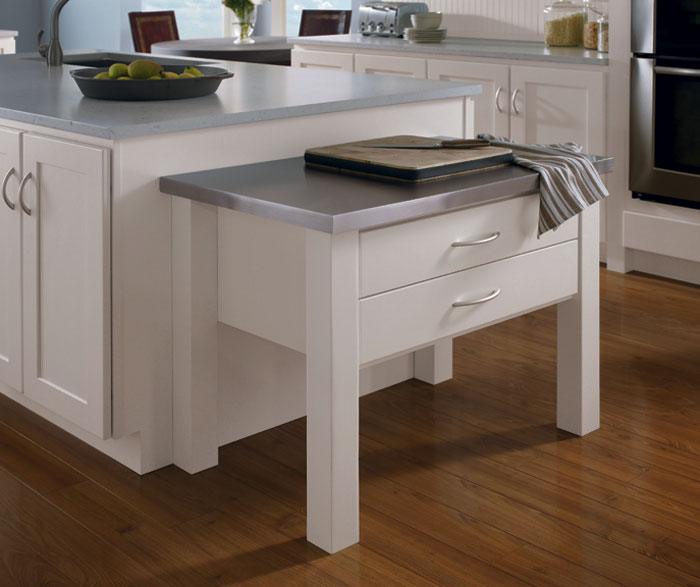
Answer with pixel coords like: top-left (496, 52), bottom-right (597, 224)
top-left (70, 65), bottom-right (234, 101)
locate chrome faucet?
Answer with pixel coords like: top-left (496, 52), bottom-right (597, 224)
top-left (38, 0), bottom-right (71, 66)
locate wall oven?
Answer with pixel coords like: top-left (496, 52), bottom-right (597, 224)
top-left (630, 0), bottom-right (700, 208)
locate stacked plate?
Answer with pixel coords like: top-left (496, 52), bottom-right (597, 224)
top-left (404, 27), bottom-right (447, 43)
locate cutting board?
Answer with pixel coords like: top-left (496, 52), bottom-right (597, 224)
top-left (304, 135), bottom-right (514, 182)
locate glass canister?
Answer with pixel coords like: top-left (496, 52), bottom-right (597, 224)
top-left (583, 0), bottom-right (606, 49)
top-left (544, 0), bottom-right (586, 47)
top-left (597, 14), bottom-right (609, 52)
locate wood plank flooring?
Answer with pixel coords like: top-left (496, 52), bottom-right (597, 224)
top-left (1, 267), bottom-right (699, 586)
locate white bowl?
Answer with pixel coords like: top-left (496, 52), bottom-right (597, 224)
top-left (410, 12), bottom-right (442, 29)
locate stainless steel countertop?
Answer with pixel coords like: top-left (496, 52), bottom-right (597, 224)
top-left (294, 35), bottom-right (609, 66)
top-left (160, 155), bottom-right (614, 233)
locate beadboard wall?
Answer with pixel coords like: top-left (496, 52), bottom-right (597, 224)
top-left (426, 0), bottom-right (546, 41)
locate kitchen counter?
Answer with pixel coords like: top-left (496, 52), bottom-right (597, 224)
top-left (0, 30), bottom-right (18, 38)
top-left (294, 34), bottom-right (608, 66)
top-left (0, 51), bottom-right (480, 139)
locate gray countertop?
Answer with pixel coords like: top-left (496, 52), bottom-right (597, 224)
top-left (0, 51), bottom-right (480, 140)
top-left (0, 30), bottom-right (18, 38)
top-left (160, 155), bottom-right (614, 233)
top-left (295, 35), bottom-right (609, 66)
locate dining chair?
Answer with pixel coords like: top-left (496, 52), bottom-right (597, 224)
top-left (129, 11), bottom-right (180, 54)
top-left (298, 10), bottom-right (352, 36)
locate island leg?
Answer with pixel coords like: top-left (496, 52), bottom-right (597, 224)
top-left (172, 199), bottom-right (219, 473)
top-left (414, 338), bottom-right (453, 385)
top-left (305, 229), bottom-right (360, 554)
top-left (557, 204), bottom-right (600, 436)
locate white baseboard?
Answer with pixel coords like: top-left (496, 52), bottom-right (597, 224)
top-left (627, 249), bottom-right (700, 285)
top-left (0, 380), bottom-right (150, 473)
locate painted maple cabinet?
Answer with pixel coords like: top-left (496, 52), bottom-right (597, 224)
top-left (0, 127), bottom-right (111, 438)
top-left (427, 59), bottom-right (606, 153)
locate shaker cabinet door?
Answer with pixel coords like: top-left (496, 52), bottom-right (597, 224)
top-left (427, 59), bottom-right (510, 138)
top-left (0, 127), bottom-right (22, 392)
top-left (509, 65), bottom-right (606, 153)
top-left (21, 134), bottom-right (111, 438)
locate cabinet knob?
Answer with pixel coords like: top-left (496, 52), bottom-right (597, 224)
top-left (18, 171), bottom-right (32, 216)
top-left (2, 167), bottom-right (16, 211)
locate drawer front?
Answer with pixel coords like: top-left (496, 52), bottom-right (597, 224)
top-left (360, 195), bottom-right (577, 297)
top-left (360, 240), bottom-right (578, 365)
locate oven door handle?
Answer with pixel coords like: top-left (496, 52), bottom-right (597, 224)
top-left (654, 66), bottom-right (700, 77)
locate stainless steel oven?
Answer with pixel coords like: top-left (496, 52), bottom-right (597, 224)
top-left (630, 0), bottom-right (700, 208)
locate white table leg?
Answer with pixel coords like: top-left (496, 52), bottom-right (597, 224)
top-left (414, 338), bottom-right (453, 385)
top-left (305, 229), bottom-right (360, 554)
top-left (172, 199), bottom-right (219, 473)
top-left (557, 204), bottom-right (600, 436)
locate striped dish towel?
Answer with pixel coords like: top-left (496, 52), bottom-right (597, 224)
top-left (478, 134), bottom-right (609, 237)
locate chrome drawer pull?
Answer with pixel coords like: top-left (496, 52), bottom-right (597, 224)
top-left (18, 172), bottom-right (32, 216)
top-left (451, 232), bottom-right (501, 247)
top-left (452, 288), bottom-right (501, 307)
top-left (2, 168), bottom-right (16, 210)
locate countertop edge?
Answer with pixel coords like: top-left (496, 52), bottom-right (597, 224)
top-left (160, 156), bottom-right (614, 234)
top-left (294, 37), bottom-right (609, 67)
top-left (0, 83), bottom-right (480, 140)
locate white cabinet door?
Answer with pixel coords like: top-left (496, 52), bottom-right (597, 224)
top-left (21, 134), bottom-right (111, 438)
top-left (0, 127), bottom-right (22, 392)
top-left (509, 65), bottom-right (606, 153)
top-left (427, 59), bottom-right (510, 138)
top-left (355, 54), bottom-right (426, 78)
top-left (292, 49), bottom-right (354, 72)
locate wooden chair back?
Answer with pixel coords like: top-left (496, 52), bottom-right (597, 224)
top-left (129, 11), bottom-right (180, 54)
top-left (299, 10), bottom-right (352, 37)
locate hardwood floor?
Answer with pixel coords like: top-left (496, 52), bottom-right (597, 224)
top-left (1, 267), bottom-right (699, 586)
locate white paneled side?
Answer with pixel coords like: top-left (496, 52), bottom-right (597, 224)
top-left (427, 0), bottom-right (546, 41)
top-left (0, 127), bottom-right (22, 392)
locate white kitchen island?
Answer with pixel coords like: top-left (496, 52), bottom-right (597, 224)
top-left (0, 51), bottom-right (479, 474)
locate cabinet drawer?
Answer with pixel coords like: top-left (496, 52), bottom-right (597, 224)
top-left (360, 194), bottom-right (577, 297)
top-left (355, 53), bottom-right (427, 78)
top-left (360, 240), bottom-right (578, 365)
top-left (291, 49), bottom-right (354, 72)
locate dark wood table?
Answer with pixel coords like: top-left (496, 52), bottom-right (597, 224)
top-left (151, 36), bottom-right (294, 66)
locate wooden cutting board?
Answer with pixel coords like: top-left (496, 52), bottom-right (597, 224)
top-left (304, 135), bottom-right (514, 182)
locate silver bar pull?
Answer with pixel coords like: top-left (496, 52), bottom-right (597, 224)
top-left (18, 172), bottom-right (32, 216)
top-left (451, 231), bottom-right (500, 247)
top-left (452, 288), bottom-right (501, 308)
top-left (495, 87), bottom-right (504, 113)
top-left (654, 66), bottom-right (700, 78)
top-left (511, 88), bottom-right (521, 115)
top-left (2, 168), bottom-right (16, 211)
